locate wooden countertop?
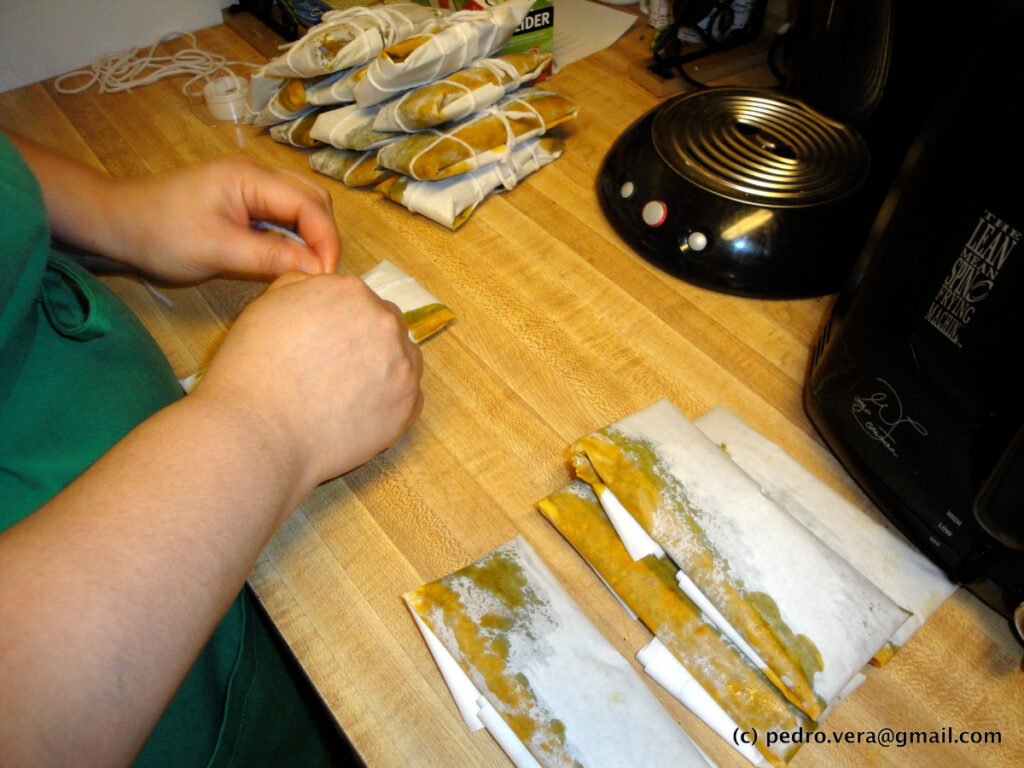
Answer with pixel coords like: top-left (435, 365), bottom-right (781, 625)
top-left (1, 14), bottom-right (1021, 768)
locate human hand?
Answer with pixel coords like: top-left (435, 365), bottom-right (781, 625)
top-left (191, 272), bottom-right (424, 495)
top-left (111, 155), bottom-right (342, 282)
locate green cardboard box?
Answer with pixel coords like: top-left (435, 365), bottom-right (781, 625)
top-left (411, 0), bottom-right (554, 55)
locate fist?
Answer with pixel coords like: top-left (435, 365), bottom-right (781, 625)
top-left (194, 272), bottom-right (423, 491)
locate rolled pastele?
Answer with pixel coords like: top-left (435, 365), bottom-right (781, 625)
top-left (353, 0), bottom-right (534, 107)
top-left (372, 52), bottom-right (553, 132)
top-left (376, 87), bottom-right (578, 181)
top-left (359, 259), bottom-right (454, 343)
top-left (309, 147), bottom-right (392, 187)
top-left (306, 63), bottom-right (369, 106)
top-left (263, 3), bottom-right (444, 78)
top-left (309, 102), bottom-right (400, 151)
top-left (246, 66), bottom-right (286, 119)
top-left (692, 406), bottom-right (956, 660)
top-left (537, 481), bottom-right (809, 768)
top-left (570, 399), bottom-right (910, 721)
top-left (404, 535), bottom-right (713, 768)
top-left (375, 136), bottom-right (564, 230)
top-left (269, 111), bottom-right (323, 147)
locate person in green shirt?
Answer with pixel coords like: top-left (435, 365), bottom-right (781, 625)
top-left (0, 130), bottom-right (423, 767)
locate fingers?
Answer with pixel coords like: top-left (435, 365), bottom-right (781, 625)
top-left (238, 164), bottom-right (342, 275)
top-left (267, 270), bottom-right (311, 291)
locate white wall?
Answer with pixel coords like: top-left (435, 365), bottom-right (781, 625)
top-left (0, 0), bottom-right (233, 93)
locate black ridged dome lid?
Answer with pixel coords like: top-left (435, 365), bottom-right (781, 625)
top-left (652, 87), bottom-right (870, 208)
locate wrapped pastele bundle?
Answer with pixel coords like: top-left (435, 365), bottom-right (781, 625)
top-left (306, 63), bottom-right (369, 106)
top-left (262, 3), bottom-right (444, 78)
top-left (692, 406), bottom-right (957, 662)
top-left (537, 481), bottom-right (811, 768)
top-left (269, 112), bottom-right (323, 147)
top-left (309, 103), bottom-right (399, 151)
top-left (404, 536), bottom-right (714, 768)
top-left (247, 67), bottom-right (287, 117)
top-left (359, 259), bottom-right (454, 342)
top-left (570, 399), bottom-right (910, 721)
top-left (353, 0), bottom-right (534, 107)
top-left (372, 52), bottom-right (553, 132)
top-left (249, 76), bottom-right (323, 127)
top-left (309, 147), bottom-right (392, 187)
top-left (376, 136), bottom-right (564, 230)
top-left (376, 87), bottom-right (578, 181)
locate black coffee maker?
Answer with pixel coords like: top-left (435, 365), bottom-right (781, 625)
top-left (596, 0), bottom-right (956, 297)
top-left (805, 2), bottom-right (1024, 643)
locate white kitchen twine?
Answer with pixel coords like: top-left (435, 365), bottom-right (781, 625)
top-left (405, 95), bottom-right (546, 183)
top-left (53, 31), bottom-right (257, 100)
top-left (388, 56), bottom-right (521, 133)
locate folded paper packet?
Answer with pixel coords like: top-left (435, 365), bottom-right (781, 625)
top-left (403, 535), bottom-right (714, 768)
top-left (376, 87), bottom-right (578, 181)
top-left (570, 399), bottom-right (910, 721)
top-left (310, 102), bottom-right (399, 151)
top-left (537, 481), bottom-right (810, 768)
top-left (372, 52), bottom-right (553, 133)
top-left (262, 3), bottom-right (444, 78)
top-left (269, 111), bottom-right (323, 147)
top-left (309, 147), bottom-right (392, 187)
top-left (354, 0), bottom-right (534, 107)
top-left (692, 406), bottom-right (957, 663)
top-left (375, 136), bottom-right (564, 230)
top-left (359, 259), bottom-right (454, 342)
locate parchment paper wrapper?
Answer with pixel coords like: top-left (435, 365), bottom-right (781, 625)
top-left (375, 136), bottom-right (564, 230)
top-left (537, 481), bottom-right (809, 768)
top-left (309, 147), bottom-right (392, 186)
top-left (570, 399), bottom-right (910, 721)
top-left (376, 87), bottom-right (578, 181)
top-left (354, 0), bottom-right (534, 107)
top-left (249, 76), bottom-right (323, 127)
top-left (692, 406), bottom-right (956, 660)
top-left (246, 66), bottom-right (287, 118)
top-left (269, 111), bottom-right (323, 147)
top-left (403, 535), bottom-right (714, 768)
top-left (372, 52), bottom-right (553, 132)
top-left (309, 102), bottom-right (400, 151)
top-left (306, 63), bottom-right (370, 106)
top-left (262, 3), bottom-right (444, 78)
top-left (359, 259), bottom-right (454, 342)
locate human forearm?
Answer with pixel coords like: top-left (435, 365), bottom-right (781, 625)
top-left (0, 390), bottom-right (309, 768)
top-left (4, 131), bottom-right (126, 258)
top-left (4, 129), bottom-right (341, 281)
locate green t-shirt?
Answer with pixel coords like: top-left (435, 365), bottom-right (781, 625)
top-left (0, 134), bottom-right (341, 768)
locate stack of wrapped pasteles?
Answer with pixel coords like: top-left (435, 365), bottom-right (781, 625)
top-left (247, 1), bottom-right (573, 229)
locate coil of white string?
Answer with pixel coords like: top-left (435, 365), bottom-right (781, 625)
top-left (53, 31), bottom-right (258, 122)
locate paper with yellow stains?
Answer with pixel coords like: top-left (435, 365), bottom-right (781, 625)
top-left (537, 481), bottom-right (807, 768)
top-left (570, 399), bottom-right (909, 721)
top-left (353, 0), bottom-right (534, 107)
top-left (692, 406), bottom-right (956, 661)
top-left (404, 536), bottom-right (715, 768)
top-left (375, 136), bottom-right (563, 230)
top-left (309, 147), bottom-right (392, 187)
top-left (375, 87), bottom-right (578, 182)
top-left (372, 52), bottom-right (553, 133)
top-left (262, 4), bottom-right (444, 78)
top-left (359, 259), bottom-right (454, 343)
